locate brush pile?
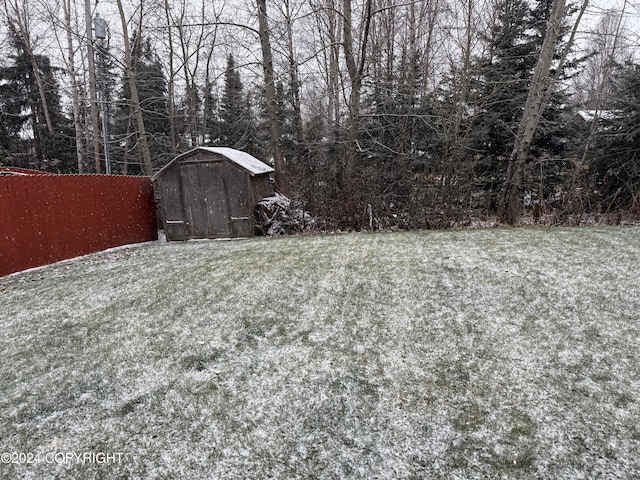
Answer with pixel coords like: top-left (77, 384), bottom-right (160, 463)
top-left (255, 193), bottom-right (314, 235)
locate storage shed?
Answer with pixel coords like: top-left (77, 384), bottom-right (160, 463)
top-left (152, 147), bottom-right (274, 240)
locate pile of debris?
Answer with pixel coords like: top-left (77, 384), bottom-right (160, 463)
top-left (255, 193), bottom-right (314, 235)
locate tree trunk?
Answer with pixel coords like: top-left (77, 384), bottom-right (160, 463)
top-left (177, 25), bottom-right (199, 147)
top-left (257, 0), bottom-right (286, 190)
top-left (283, 0), bottom-right (304, 158)
top-left (83, 0), bottom-right (103, 173)
top-left (63, 0), bottom-right (85, 173)
top-left (443, 0), bottom-right (474, 205)
top-left (5, 0), bottom-right (55, 137)
top-left (203, 44), bottom-right (216, 144)
top-left (579, 2), bottom-right (625, 165)
top-left (163, 0), bottom-right (178, 156)
top-left (123, 104), bottom-right (135, 175)
top-left (323, 0), bottom-right (341, 136)
top-left (116, 0), bottom-right (154, 176)
top-left (341, 0), bottom-right (374, 186)
top-left (499, 0), bottom-right (567, 224)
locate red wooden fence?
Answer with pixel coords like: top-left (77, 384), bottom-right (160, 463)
top-left (0, 174), bottom-right (157, 276)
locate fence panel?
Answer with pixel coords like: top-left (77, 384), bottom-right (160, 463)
top-left (0, 175), bottom-right (157, 276)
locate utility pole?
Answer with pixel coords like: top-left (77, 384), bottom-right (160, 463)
top-left (94, 14), bottom-right (111, 174)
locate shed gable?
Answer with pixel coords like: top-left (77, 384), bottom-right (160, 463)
top-left (152, 147), bottom-right (274, 181)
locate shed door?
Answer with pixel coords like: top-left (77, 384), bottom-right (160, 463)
top-left (157, 169), bottom-right (189, 240)
top-left (180, 162), bottom-right (230, 237)
top-left (224, 162), bottom-right (253, 237)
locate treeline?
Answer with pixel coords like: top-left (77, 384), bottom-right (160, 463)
top-left (0, 0), bottom-right (638, 227)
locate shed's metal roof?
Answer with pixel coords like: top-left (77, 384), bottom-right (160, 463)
top-left (152, 147), bottom-right (274, 180)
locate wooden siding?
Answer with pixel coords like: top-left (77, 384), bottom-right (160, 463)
top-left (155, 151), bottom-right (272, 240)
top-left (225, 161), bottom-right (253, 237)
top-left (156, 167), bottom-right (188, 240)
top-left (182, 162), bottom-right (230, 237)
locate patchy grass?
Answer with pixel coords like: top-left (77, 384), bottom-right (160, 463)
top-left (1, 227), bottom-right (639, 479)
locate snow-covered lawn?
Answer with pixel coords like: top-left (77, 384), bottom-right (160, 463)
top-left (1, 227), bottom-right (639, 479)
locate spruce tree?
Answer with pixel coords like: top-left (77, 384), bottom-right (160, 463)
top-left (113, 35), bottom-right (170, 172)
top-left (0, 27), bottom-right (75, 172)
top-left (591, 62), bottom-right (640, 209)
top-left (216, 54), bottom-right (253, 150)
top-left (467, 0), bottom-right (573, 210)
top-left (468, 0), bottom-right (538, 191)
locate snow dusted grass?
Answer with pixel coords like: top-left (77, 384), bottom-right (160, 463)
top-left (1, 227), bottom-right (639, 479)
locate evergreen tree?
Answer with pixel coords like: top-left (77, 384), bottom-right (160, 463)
top-left (0, 61), bottom-right (27, 166)
top-left (113, 34), bottom-right (170, 173)
top-left (465, 0), bottom-right (573, 208)
top-left (527, 0), bottom-right (575, 159)
top-left (250, 81), bottom-right (293, 162)
top-left (591, 62), bottom-right (640, 209)
top-left (468, 0), bottom-right (538, 190)
top-left (358, 77), bottom-right (421, 200)
top-left (276, 81), bottom-right (297, 159)
top-left (214, 54), bottom-right (254, 150)
top-left (0, 26), bottom-right (75, 172)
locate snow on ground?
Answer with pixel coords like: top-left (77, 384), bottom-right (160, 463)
top-left (1, 227), bottom-right (639, 479)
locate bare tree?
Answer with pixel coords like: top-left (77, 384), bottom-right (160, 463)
top-left (2, 0), bottom-right (56, 137)
top-left (257, 0), bottom-right (286, 189)
top-left (311, 0), bottom-right (342, 135)
top-left (499, 0), bottom-right (567, 224)
top-left (279, 0), bottom-right (305, 157)
top-left (62, 0), bottom-right (85, 173)
top-left (441, 0), bottom-right (478, 205)
top-left (162, 0), bottom-right (179, 154)
top-left (80, 0), bottom-right (103, 172)
top-left (37, 0), bottom-right (87, 172)
top-left (574, 8), bottom-right (631, 109)
top-left (172, 0), bottom-right (209, 147)
top-left (115, 0), bottom-right (154, 175)
top-left (341, 0), bottom-right (374, 185)
top-left (576, 5), bottom-right (630, 165)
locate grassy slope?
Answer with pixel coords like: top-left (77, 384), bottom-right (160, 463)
top-left (1, 227), bottom-right (639, 479)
